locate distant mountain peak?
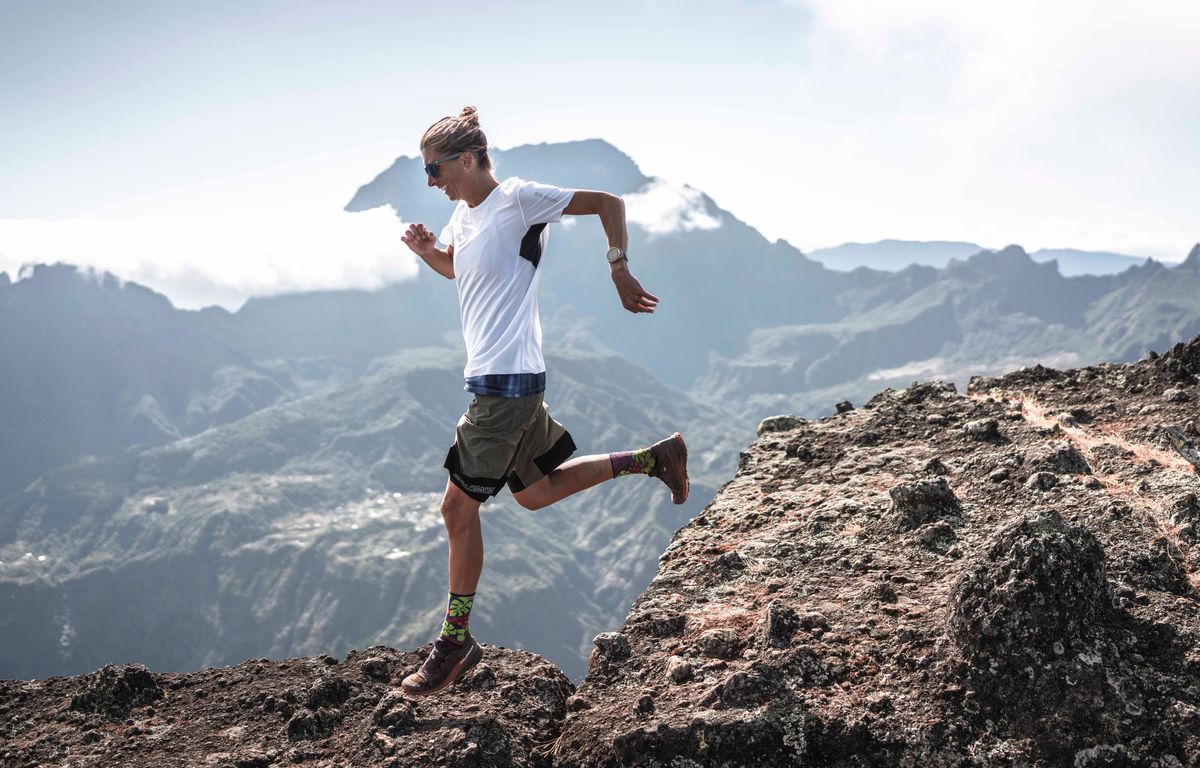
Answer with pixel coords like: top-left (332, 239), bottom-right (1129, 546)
top-left (957, 244), bottom-right (1039, 272)
top-left (1181, 242), bottom-right (1200, 270)
top-left (345, 138), bottom-right (652, 222)
top-left (995, 243), bottom-right (1031, 259)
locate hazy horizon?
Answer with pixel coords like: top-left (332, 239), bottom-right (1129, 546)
top-left (3, 0), bottom-right (1197, 310)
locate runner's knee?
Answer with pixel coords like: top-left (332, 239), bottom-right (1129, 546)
top-left (441, 485), bottom-right (481, 532)
top-left (513, 490), bottom-right (545, 511)
top-left (513, 480), bottom-right (552, 511)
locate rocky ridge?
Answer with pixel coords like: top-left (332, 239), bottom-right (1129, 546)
top-left (4, 337), bottom-right (1200, 766)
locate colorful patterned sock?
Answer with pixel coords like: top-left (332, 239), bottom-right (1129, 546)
top-left (435, 591), bottom-right (474, 650)
top-left (610, 447), bottom-right (656, 477)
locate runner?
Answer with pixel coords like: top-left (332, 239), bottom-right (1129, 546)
top-left (398, 106), bottom-right (689, 696)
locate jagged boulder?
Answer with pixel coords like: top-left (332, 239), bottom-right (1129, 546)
top-left (1026, 471), bottom-right (1059, 491)
top-left (358, 656), bottom-right (389, 681)
top-left (914, 519), bottom-right (957, 553)
top-left (896, 379), bottom-right (958, 405)
top-left (626, 607), bottom-right (686, 637)
top-left (68, 663), bottom-right (163, 718)
top-left (286, 707), bottom-right (340, 741)
top-left (303, 673), bottom-right (354, 709)
top-left (1028, 440), bottom-right (1092, 474)
top-left (695, 628), bottom-right (743, 659)
top-left (963, 417), bottom-right (1001, 440)
top-left (1160, 336), bottom-right (1200, 376)
top-left (760, 599), bottom-right (800, 648)
top-left (371, 690), bottom-right (414, 732)
top-left (665, 656), bottom-right (693, 684)
top-left (592, 631), bottom-right (630, 662)
top-left (890, 477), bottom-right (962, 530)
top-left (947, 508), bottom-right (1109, 669)
top-left (698, 670), bottom-right (773, 709)
top-left (757, 414), bottom-right (804, 435)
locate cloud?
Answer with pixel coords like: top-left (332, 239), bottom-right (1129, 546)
top-left (622, 179), bottom-right (720, 236)
top-left (0, 207), bottom-right (417, 311)
top-left (762, 0), bottom-right (1200, 260)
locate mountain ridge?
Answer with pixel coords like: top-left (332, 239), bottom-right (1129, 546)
top-left (809, 239), bottom-right (1153, 276)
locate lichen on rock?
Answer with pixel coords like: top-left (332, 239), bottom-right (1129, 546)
top-left (948, 508), bottom-right (1110, 669)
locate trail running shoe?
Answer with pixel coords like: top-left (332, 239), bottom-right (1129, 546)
top-left (650, 432), bottom-right (689, 505)
top-left (400, 632), bottom-right (484, 696)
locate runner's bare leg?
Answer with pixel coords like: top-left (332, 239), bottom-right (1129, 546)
top-left (512, 454), bottom-right (614, 510)
top-left (440, 479), bottom-right (483, 594)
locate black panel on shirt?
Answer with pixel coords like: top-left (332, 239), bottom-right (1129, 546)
top-left (519, 223), bottom-right (547, 269)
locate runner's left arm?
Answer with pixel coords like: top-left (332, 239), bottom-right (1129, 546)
top-left (564, 191), bottom-right (659, 314)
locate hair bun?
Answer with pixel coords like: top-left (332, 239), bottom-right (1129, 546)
top-left (458, 106), bottom-right (480, 125)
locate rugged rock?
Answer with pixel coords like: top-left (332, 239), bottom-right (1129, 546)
top-left (947, 508), bottom-right (1109, 669)
top-left (964, 417), bottom-right (1001, 440)
top-left (760, 599), bottom-right (800, 648)
top-left (1026, 470), bottom-right (1059, 490)
top-left (592, 632), bottom-right (631, 662)
top-left (68, 663), bottom-right (163, 718)
top-left (0, 645), bottom-right (572, 767)
top-left (1029, 440), bottom-right (1093, 474)
top-left (889, 477), bottom-right (962, 529)
top-left (555, 335), bottom-right (1200, 766)
top-left (757, 414), bottom-right (805, 435)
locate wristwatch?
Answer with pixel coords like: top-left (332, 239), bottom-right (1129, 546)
top-left (606, 246), bottom-right (628, 264)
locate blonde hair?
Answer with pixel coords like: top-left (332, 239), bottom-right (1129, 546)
top-left (421, 106), bottom-right (491, 170)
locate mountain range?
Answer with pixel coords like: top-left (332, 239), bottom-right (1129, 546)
top-left (808, 239), bottom-right (1151, 275)
top-left (1, 137), bottom-right (1197, 686)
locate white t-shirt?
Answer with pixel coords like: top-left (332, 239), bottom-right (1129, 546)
top-left (439, 177), bottom-right (575, 384)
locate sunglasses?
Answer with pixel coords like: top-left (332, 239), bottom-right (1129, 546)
top-left (424, 149), bottom-right (481, 178)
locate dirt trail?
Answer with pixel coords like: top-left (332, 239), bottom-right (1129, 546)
top-left (977, 390), bottom-right (1199, 592)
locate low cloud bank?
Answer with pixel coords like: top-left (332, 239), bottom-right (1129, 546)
top-left (0, 207), bottom-right (417, 311)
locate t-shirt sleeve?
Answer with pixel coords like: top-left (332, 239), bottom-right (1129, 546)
top-left (516, 180), bottom-right (575, 227)
top-left (438, 206), bottom-right (461, 247)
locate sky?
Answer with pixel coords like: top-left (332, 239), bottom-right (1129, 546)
top-left (2, 0), bottom-right (1198, 310)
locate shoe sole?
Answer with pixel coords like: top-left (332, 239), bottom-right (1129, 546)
top-left (665, 432), bottom-right (689, 505)
top-left (401, 641), bottom-right (484, 697)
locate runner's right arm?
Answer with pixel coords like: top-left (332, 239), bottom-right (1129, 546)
top-left (401, 223), bottom-right (455, 279)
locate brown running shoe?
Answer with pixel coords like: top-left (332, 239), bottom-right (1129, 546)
top-left (650, 432), bottom-right (689, 504)
top-left (400, 632), bottom-right (484, 696)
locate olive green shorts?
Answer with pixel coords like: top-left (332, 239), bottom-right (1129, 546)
top-left (443, 392), bottom-right (577, 502)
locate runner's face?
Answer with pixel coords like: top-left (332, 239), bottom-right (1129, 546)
top-left (422, 147), bottom-right (469, 201)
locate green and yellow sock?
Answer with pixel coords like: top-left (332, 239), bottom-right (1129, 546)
top-left (434, 591), bottom-right (474, 650)
top-left (610, 447), bottom-right (655, 477)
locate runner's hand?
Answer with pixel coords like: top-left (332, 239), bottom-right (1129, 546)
top-left (611, 266), bottom-right (659, 314)
top-left (401, 223), bottom-right (437, 257)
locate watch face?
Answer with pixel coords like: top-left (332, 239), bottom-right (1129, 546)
top-left (607, 247), bottom-right (625, 262)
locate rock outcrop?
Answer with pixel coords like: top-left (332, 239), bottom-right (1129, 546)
top-left (1, 646), bottom-right (572, 767)
top-left (4, 336), bottom-right (1200, 766)
top-left (554, 337), bottom-right (1200, 766)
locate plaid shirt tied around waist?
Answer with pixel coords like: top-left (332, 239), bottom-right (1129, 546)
top-left (464, 372), bottom-right (546, 398)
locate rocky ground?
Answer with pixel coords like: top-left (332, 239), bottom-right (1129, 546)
top-left (555, 336), bottom-right (1200, 767)
top-left (0, 645), bottom-right (572, 767)
top-left (4, 337), bottom-right (1200, 767)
